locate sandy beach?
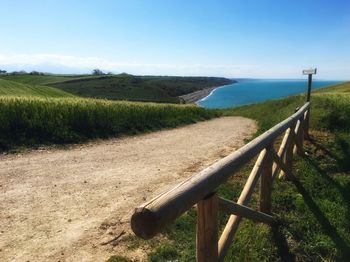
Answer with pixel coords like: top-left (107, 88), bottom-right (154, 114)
top-left (178, 86), bottom-right (218, 103)
top-left (179, 81), bottom-right (237, 104)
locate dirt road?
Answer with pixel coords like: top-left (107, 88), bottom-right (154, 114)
top-left (0, 117), bottom-right (256, 262)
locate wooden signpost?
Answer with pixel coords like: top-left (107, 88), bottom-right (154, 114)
top-left (302, 68), bottom-right (316, 138)
top-left (303, 68), bottom-right (317, 102)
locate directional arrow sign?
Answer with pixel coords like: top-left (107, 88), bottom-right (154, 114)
top-left (302, 68), bottom-right (317, 75)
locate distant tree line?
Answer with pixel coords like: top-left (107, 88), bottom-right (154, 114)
top-left (8, 70), bottom-right (28, 75)
top-left (29, 71), bottom-right (45, 75)
top-left (1, 68), bottom-right (114, 76)
top-left (92, 69), bottom-right (104, 75)
top-left (0, 69), bottom-right (46, 75)
top-left (91, 69), bottom-right (114, 75)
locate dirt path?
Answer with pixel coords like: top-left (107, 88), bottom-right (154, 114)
top-left (0, 117), bottom-right (256, 262)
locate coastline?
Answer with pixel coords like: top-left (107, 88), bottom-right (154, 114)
top-left (178, 87), bottom-right (217, 104)
top-left (179, 83), bottom-right (233, 104)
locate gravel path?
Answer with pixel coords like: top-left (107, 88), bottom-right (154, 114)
top-left (0, 117), bottom-right (256, 262)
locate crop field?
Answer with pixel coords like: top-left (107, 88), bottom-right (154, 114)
top-left (0, 74), bottom-right (93, 85)
top-left (0, 96), bottom-right (220, 151)
top-left (0, 78), bottom-right (74, 98)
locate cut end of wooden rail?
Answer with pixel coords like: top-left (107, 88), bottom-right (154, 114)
top-left (131, 207), bottom-right (159, 239)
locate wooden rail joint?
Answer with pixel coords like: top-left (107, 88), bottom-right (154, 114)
top-left (218, 197), bottom-right (275, 225)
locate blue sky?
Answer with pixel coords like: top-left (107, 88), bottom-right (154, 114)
top-left (0, 0), bottom-right (349, 79)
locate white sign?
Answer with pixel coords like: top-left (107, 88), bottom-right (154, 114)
top-left (302, 68), bottom-right (317, 75)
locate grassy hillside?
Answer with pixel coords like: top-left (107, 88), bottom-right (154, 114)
top-left (0, 74), bottom-right (92, 85)
top-left (51, 74), bottom-right (234, 103)
top-left (136, 75), bottom-right (235, 97)
top-left (316, 81), bottom-right (350, 93)
top-left (51, 75), bottom-right (179, 103)
top-left (0, 96), bottom-right (220, 151)
top-left (1, 73), bottom-right (234, 103)
top-left (0, 78), bottom-right (74, 98)
top-left (111, 82), bottom-right (350, 262)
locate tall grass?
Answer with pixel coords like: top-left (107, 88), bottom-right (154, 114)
top-left (0, 78), bottom-right (74, 98)
top-left (0, 96), bottom-right (220, 151)
top-left (312, 93), bottom-right (350, 131)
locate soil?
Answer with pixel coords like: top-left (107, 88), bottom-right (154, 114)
top-left (0, 117), bottom-right (256, 262)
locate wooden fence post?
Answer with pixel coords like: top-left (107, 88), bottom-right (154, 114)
top-left (285, 134), bottom-right (294, 178)
top-left (297, 118), bottom-right (304, 155)
top-left (197, 193), bottom-right (218, 262)
top-left (260, 146), bottom-right (273, 214)
top-left (301, 115), bottom-right (305, 146)
top-left (280, 124), bottom-right (295, 179)
top-left (304, 109), bottom-right (310, 139)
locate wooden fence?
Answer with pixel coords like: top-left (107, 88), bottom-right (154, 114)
top-left (131, 102), bottom-right (310, 261)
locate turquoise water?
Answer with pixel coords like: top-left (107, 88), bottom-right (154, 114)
top-left (198, 79), bottom-right (342, 109)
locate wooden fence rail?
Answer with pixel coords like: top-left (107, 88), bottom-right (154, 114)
top-left (131, 102), bottom-right (310, 261)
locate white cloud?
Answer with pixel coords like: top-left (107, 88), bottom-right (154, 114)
top-left (0, 53), bottom-right (348, 79)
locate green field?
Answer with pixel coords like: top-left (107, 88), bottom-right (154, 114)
top-left (0, 73), bottom-right (232, 151)
top-left (0, 78), bottom-right (74, 98)
top-left (1, 73), bottom-right (234, 103)
top-left (110, 81), bottom-right (350, 262)
top-left (316, 81), bottom-right (350, 93)
top-left (0, 96), bottom-right (219, 151)
top-left (1, 74), bottom-right (92, 85)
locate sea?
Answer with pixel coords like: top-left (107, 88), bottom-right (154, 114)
top-left (197, 79), bottom-right (342, 109)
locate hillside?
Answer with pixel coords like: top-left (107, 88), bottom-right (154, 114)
top-left (1, 74), bottom-right (235, 103)
top-left (0, 74), bottom-right (93, 85)
top-left (51, 74), bottom-right (235, 103)
top-left (51, 75), bottom-right (178, 103)
top-left (0, 78), bottom-right (74, 98)
top-left (315, 81), bottom-right (350, 93)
